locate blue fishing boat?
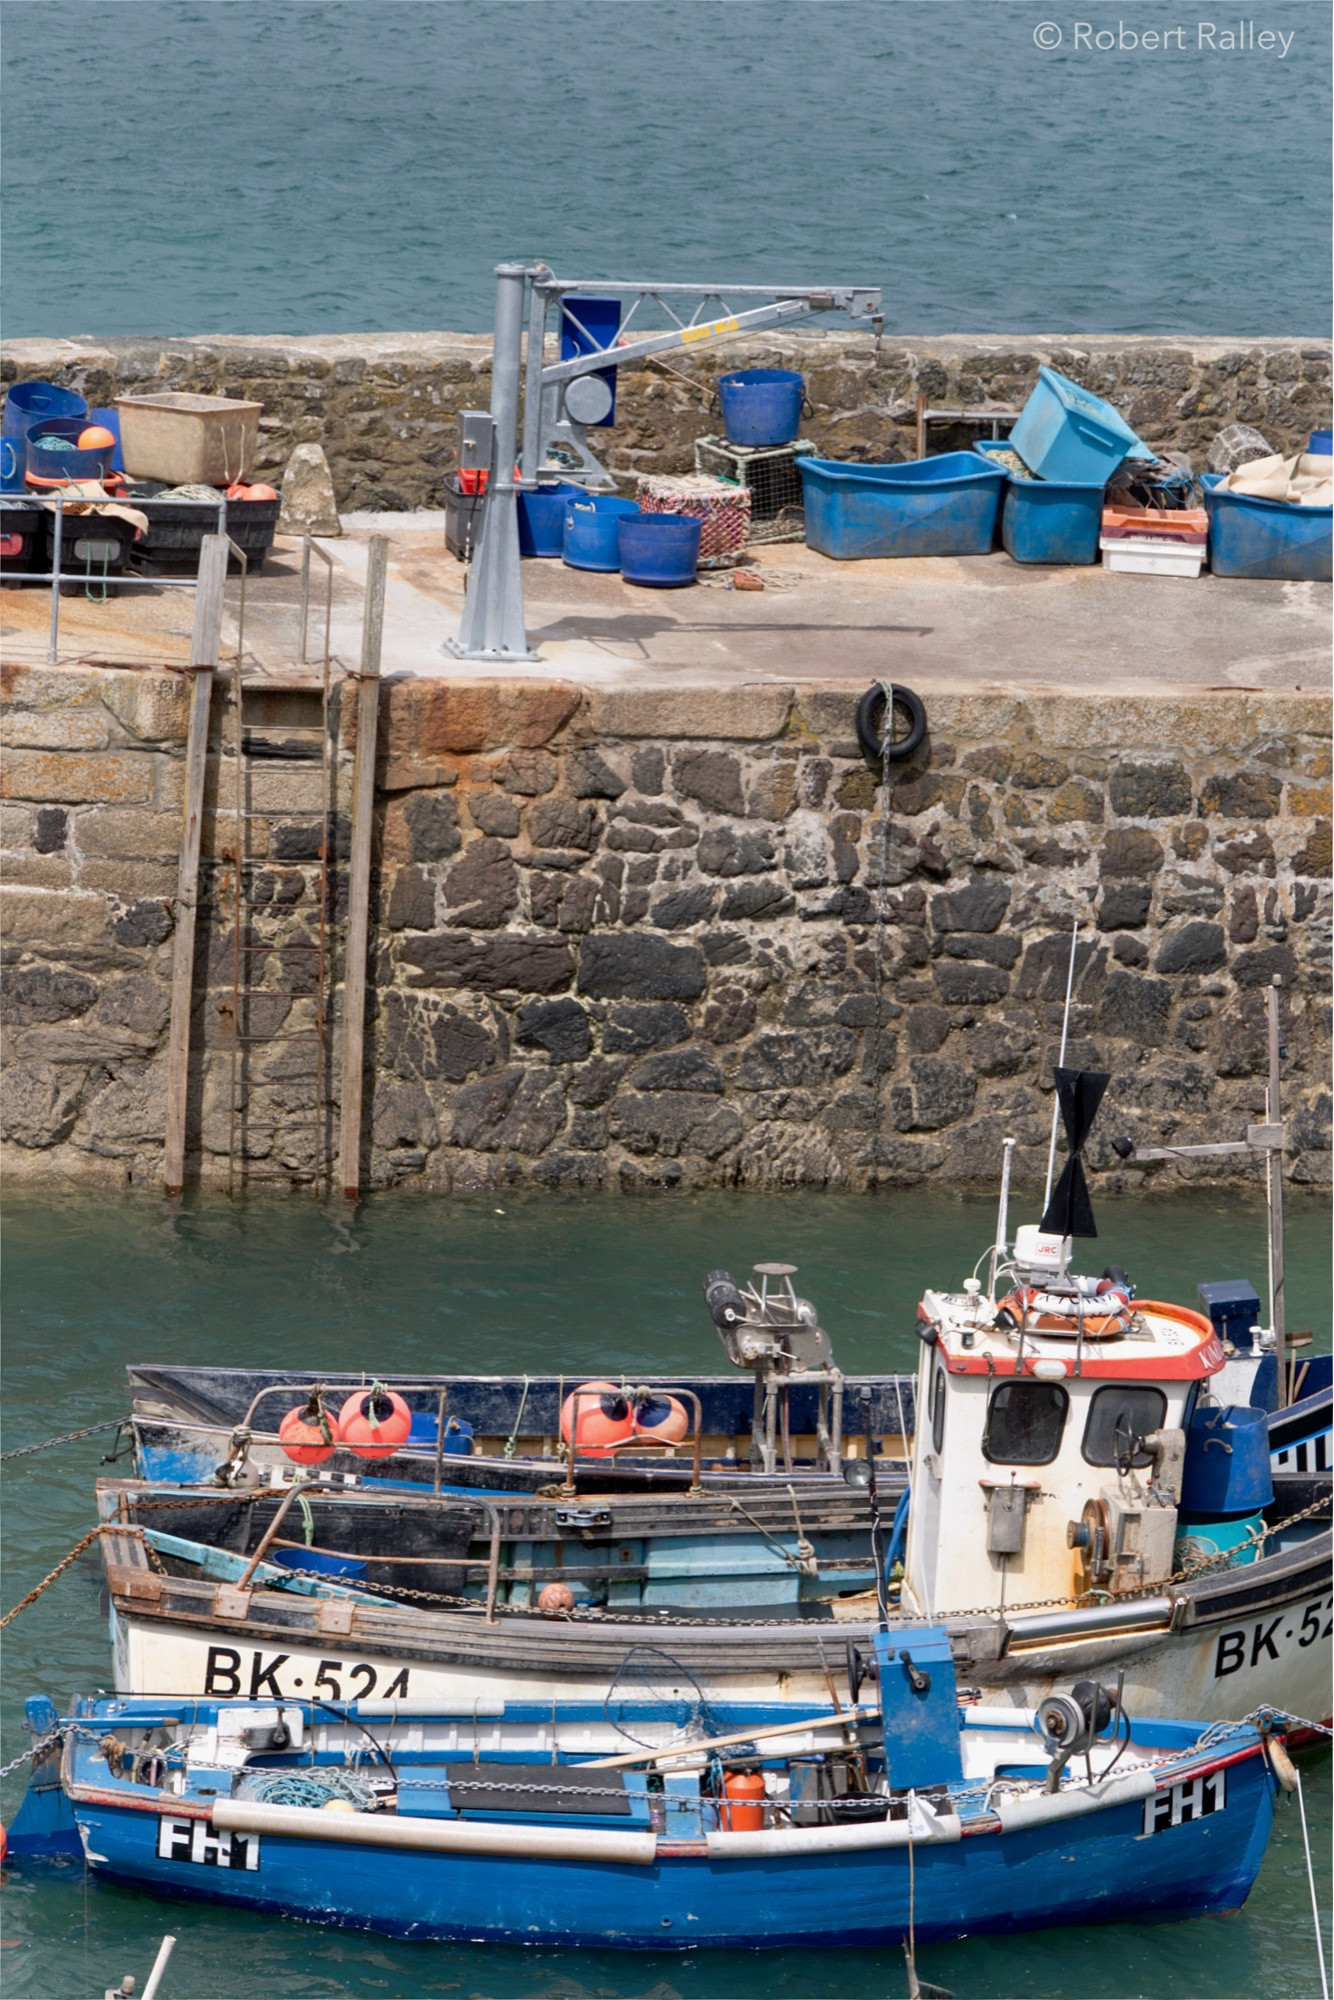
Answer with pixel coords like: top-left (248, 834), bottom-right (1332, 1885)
top-left (7, 1628), bottom-right (1288, 1951)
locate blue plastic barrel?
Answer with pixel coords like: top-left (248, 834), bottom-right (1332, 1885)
top-left (796, 451), bottom-right (1006, 560)
top-left (1180, 1403), bottom-right (1274, 1516)
top-left (718, 369), bottom-right (805, 448)
top-left (517, 481), bottom-right (582, 557)
top-left (1200, 472), bottom-right (1333, 582)
top-left (1011, 367), bottom-right (1150, 485)
top-left (618, 511), bottom-right (702, 587)
top-left (562, 495), bottom-right (639, 571)
top-left (1308, 428), bottom-right (1332, 456)
top-left (973, 436), bottom-right (1104, 565)
top-left (24, 416), bottom-right (114, 486)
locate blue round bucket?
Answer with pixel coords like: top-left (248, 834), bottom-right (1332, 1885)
top-left (24, 417), bottom-right (113, 487)
top-left (717, 368), bottom-right (805, 448)
top-left (518, 481), bottom-right (582, 557)
top-left (618, 511), bottom-right (702, 587)
top-left (1309, 428), bottom-right (1333, 457)
top-left (562, 495), bottom-right (639, 572)
top-left (4, 380), bottom-right (88, 443)
top-left (0, 438), bottom-right (24, 494)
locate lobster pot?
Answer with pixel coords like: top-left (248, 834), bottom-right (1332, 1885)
top-left (635, 473), bottom-right (751, 567)
top-left (694, 436), bottom-right (810, 544)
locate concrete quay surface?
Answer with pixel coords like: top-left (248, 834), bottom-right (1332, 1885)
top-left (4, 513), bottom-right (1324, 694)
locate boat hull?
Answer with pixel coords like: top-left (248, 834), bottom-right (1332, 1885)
top-left (66, 1748), bottom-right (1275, 1949)
top-left (110, 1528), bottom-right (1331, 1727)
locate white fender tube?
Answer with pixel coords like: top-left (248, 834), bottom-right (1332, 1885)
top-left (213, 1799), bottom-right (657, 1866)
top-left (706, 1803), bottom-right (961, 1859)
top-left (997, 1766), bottom-right (1156, 1833)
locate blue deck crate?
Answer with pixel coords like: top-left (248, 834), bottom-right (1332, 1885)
top-left (972, 437), bottom-right (1104, 565)
top-left (1200, 473), bottom-right (1332, 581)
top-left (795, 452), bottom-right (1005, 560)
top-left (1011, 367), bottom-right (1150, 485)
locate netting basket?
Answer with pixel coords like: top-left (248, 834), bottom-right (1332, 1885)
top-left (693, 435), bottom-right (811, 544)
top-left (635, 472), bottom-right (751, 568)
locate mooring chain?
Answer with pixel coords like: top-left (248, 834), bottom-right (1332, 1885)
top-left (1, 1418), bottom-right (128, 1463)
top-left (0, 1525), bottom-right (108, 1630)
top-left (0, 1726), bottom-right (64, 1784)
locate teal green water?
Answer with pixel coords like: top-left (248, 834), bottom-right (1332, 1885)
top-left (3, 1), bottom-right (1329, 338)
top-left (1, 1187), bottom-right (1329, 1999)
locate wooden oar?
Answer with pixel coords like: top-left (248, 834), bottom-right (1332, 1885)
top-left (578, 1703), bottom-right (881, 1771)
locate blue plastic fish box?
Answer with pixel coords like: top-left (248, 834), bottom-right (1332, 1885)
top-left (795, 452), bottom-right (1005, 560)
top-left (972, 437), bottom-right (1104, 565)
top-left (1199, 472), bottom-right (1333, 582)
top-left (1010, 367), bottom-right (1150, 486)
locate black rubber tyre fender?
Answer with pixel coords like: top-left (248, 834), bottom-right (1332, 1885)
top-left (855, 683), bottom-right (927, 769)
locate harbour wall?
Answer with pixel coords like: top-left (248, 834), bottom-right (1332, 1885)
top-left (4, 332), bottom-right (1330, 511)
top-left (1, 674), bottom-right (1329, 1193)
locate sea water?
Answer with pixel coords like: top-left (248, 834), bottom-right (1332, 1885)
top-left (3, 0), bottom-right (1329, 340)
top-left (0, 1186), bottom-right (1328, 1999)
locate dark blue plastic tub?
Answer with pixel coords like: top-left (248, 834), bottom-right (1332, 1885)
top-left (562, 495), bottom-right (639, 572)
top-left (3, 382), bottom-right (90, 492)
top-left (25, 417), bottom-right (114, 486)
top-left (973, 436), bottom-right (1105, 565)
top-left (618, 511), bottom-right (702, 587)
top-left (517, 481), bottom-right (582, 557)
top-left (1200, 472), bottom-right (1332, 581)
top-left (796, 451), bottom-right (1006, 559)
top-left (272, 1548), bottom-right (367, 1580)
top-left (4, 380), bottom-right (88, 443)
top-left (1309, 428), bottom-right (1332, 456)
top-left (718, 369), bottom-right (805, 448)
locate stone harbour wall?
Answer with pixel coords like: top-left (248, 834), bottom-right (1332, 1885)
top-left (4, 332), bottom-right (1330, 513)
top-left (1, 673), bottom-right (1329, 1193)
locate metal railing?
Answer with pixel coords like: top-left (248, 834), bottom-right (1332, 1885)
top-left (1, 491), bottom-right (231, 662)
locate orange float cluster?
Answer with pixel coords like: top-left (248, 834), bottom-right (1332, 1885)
top-left (559, 1381), bottom-right (690, 1457)
top-left (277, 1389), bottom-right (413, 1464)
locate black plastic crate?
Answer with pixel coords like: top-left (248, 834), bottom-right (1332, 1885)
top-left (47, 510), bottom-right (135, 596)
top-left (225, 493), bottom-right (281, 571)
top-left (445, 479), bottom-right (485, 561)
top-left (0, 500), bottom-right (49, 582)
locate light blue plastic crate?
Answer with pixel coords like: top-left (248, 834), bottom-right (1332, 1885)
top-left (1200, 472), bottom-right (1332, 581)
top-left (795, 452), bottom-right (1005, 559)
top-left (1011, 367), bottom-right (1150, 485)
top-left (971, 437), bottom-right (1104, 565)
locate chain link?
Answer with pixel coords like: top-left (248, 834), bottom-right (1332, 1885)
top-left (0, 1726), bottom-right (64, 1782)
top-left (1, 1419), bottom-right (126, 1463)
top-left (0, 1525), bottom-right (107, 1629)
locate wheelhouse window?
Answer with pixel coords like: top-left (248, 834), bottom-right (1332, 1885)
top-left (930, 1363), bottom-right (946, 1454)
top-left (1081, 1385), bottom-right (1167, 1468)
top-left (982, 1380), bottom-right (1068, 1466)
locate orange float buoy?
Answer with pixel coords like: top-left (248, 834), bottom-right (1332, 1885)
top-left (722, 1769), bottom-right (766, 1831)
top-left (560, 1380), bottom-right (634, 1458)
top-left (632, 1393), bottom-right (689, 1444)
top-left (338, 1387), bottom-right (412, 1460)
top-left (76, 425), bottom-right (116, 452)
top-left (279, 1391), bottom-right (338, 1465)
top-left (538, 1581), bottom-right (576, 1616)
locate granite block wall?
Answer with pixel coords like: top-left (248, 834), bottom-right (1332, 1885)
top-left (4, 332), bottom-right (1330, 513)
top-left (1, 671), bottom-right (1329, 1194)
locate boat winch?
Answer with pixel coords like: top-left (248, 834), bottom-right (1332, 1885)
top-left (703, 1263), bottom-right (845, 1474)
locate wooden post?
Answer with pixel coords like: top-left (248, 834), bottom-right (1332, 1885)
top-left (338, 536), bottom-right (388, 1200)
top-left (915, 391), bottom-right (927, 462)
top-left (163, 536), bottom-right (228, 1197)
